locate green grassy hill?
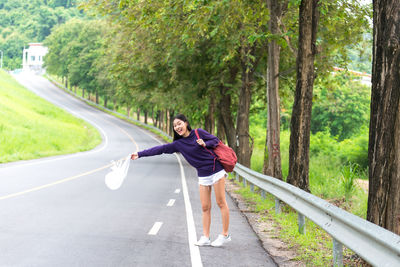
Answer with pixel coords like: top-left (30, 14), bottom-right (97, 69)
top-left (0, 70), bottom-right (101, 163)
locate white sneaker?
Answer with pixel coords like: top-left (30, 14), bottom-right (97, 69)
top-left (195, 236), bottom-right (211, 246)
top-left (211, 234), bottom-right (231, 247)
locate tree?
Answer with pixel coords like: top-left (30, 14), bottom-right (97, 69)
top-left (263, 0), bottom-right (288, 179)
top-left (43, 18), bottom-right (83, 81)
top-left (367, 0), bottom-right (400, 234)
top-left (44, 18), bottom-right (106, 98)
top-left (83, 0), bottom-right (269, 168)
top-left (311, 74), bottom-right (371, 141)
top-left (0, 0), bottom-right (84, 70)
top-left (263, 0), bottom-right (369, 178)
top-left (287, 0), bottom-right (320, 192)
top-left (81, 0), bottom-right (370, 176)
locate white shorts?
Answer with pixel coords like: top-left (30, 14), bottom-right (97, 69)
top-left (198, 169), bottom-right (227, 186)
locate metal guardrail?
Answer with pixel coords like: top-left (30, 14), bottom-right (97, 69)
top-left (233, 163), bottom-right (400, 267)
top-left (47, 75), bottom-right (400, 266)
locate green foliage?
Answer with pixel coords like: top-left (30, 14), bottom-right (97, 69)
top-left (44, 19), bottom-right (107, 97)
top-left (311, 73), bottom-right (371, 141)
top-left (347, 32), bottom-right (373, 74)
top-left (72, 0), bottom-right (371, 146)
top-left (309, 126), bottom-right (368, 168)
top-left (0, 0), bottom-right (84, 70)
top-left (315, 0), bottom-right (371, 74)
top-left (340, 162), bottom-right (359, 201)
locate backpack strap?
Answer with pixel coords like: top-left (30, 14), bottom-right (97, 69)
top-left (195, 129), bottom-right (217, 171)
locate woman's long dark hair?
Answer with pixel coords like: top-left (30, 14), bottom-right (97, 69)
top-left (173, 114), bottom-right (192, 141)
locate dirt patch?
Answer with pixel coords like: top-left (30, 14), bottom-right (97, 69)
top-left (355, 179), bottom-right (368, 193)
top-left (225, 179), bottom-right (304, 267)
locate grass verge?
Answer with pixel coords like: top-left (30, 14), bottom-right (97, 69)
top-left (0, 70), bottom-right (101, 163)
top-left (231, 180), bottom-right (366, 266)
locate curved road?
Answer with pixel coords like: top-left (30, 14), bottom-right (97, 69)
top-left (0, 72), bottom-right (276, 266)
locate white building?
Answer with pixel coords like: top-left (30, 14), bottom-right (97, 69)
top-left (22, 43), bottom-right (48, 73)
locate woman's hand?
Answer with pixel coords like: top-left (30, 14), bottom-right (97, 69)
top-left (131, 153), bottom-right (139, 160)
top-left (196, 139), bottom-right (206, 147)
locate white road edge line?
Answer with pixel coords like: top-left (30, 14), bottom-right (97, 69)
top-left (148, 222), bottom-right (163, 235)
top-left (167, 199), bottom-right (176, 207)
top-left (124, 114), bottom-right (203, 267)
top-left (175, 154), bottom-right (203, 267)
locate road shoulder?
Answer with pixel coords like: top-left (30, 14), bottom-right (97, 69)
top-left (225, 179), bottom-right (304, 267)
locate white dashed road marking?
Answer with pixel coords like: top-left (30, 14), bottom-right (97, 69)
top-left (167, 199), bottom-right (175, 207)
top-left (148, 222), bottom-right (163, 235)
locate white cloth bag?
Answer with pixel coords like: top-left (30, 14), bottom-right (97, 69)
top-left (105, 155), bottom-right (131, 190)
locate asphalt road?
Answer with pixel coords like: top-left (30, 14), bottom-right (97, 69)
top-left (0, 72), bottom-right (277, 266)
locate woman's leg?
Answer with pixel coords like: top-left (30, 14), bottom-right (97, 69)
top-left (199, 185), bottom-right (212, 237)
top-left (213, 177), bottom-right (230, 236)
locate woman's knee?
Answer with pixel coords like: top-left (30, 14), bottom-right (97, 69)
top-left (201, 203), bottom-right (211, 213)
top-left (216, 199), bottom-right (228, 209)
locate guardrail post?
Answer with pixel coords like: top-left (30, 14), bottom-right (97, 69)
top-left (275, 198), bottom-right (281, 214)
top-left (243, 178), bottom-right (247, 187)
top-left (235, 172), bottom-right (240, 182)
top-left (298, 213), bottom-right (306, 234)
top-left (250, 183), bottom-right (254, 192)
top-left (332, 238), bottom-right (343, 267)
top-left (261, 190), bottom-right (266, 199)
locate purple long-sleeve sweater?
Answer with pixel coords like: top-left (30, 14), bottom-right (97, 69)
top-left (137, 128), bottom-right (224, 177)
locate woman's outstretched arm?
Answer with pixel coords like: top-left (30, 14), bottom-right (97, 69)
top-left (131, 142), bottom-right (177, 160)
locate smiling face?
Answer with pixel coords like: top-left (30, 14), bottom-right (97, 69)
top-left (173, 118), bottom-right (189, 137)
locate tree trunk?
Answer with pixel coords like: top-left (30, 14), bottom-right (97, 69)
top-left (82, 88), bottom-right (85, 99)
top-left (287, 0), bottom-right (319, 192)
top-left (236, 44), bottom-right (256, 168)
top-left (367, 0), bottom-right (400, 234)
top-left (219, 86), bottom-right (237, 151)
top-left (164, 109), bottom-right (169, 134)
top-left (104, 96), bottom-right (108, 108)
top-left (264, 0), bottom-right (287, 179)
top-left (169, 109), bottom-right (175, 136)
top-left (217, 112), bottom-right (227, 143)
top-left (164, 109), bottom-right (168, 133)
top-left (219, 64), bottom-right (239, 152)
top-left (155, 110), bottom-right (160, 127)
top-left (137, 108), bottom-right (140, 121)
top-left (96, 90), bottom-right (99, 104)
top-left (144, 109), bottom-right (148, 124)
top-left (153, 108), bottom-right (157, 127)
top-left (150, 107), bottom-right (154, 125)
top-left (204, 93), bottom-right (216, 135)
top-left (127, 105), bottom-right (131, 118)
top-left (158, 110), bottom-right (164, 131)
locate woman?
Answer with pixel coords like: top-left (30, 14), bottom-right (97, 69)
top-left (131, 114), bottom-right (231, 247)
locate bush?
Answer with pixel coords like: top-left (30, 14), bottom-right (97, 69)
top-left (309, 128), bottom-right (368, 170)
top-left (338, 127), bottom-right (369, 169)
top-left (311, 74), bottom-right (370, 141)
